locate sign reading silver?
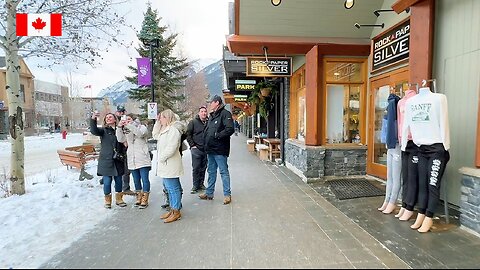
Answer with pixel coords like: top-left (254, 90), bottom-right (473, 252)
top-left (247, 57), bottom-right (292, 77)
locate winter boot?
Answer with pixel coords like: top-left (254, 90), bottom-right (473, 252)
top-left (164, 210), bottom-right (181, 223)
top-left (104, 194), bottom-right (112, 209)
top-left (115, 192), bottom-right (127, 207)
top-left (160, 210), bottom-right (173, 220)
top-left (139, 192), bottom-right (150, 209)
top-left (134, 191), bottom-right (143, 207)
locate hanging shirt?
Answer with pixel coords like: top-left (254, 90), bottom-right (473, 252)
top-left (397, 90), bottom-right (417, 145)
top-left (401, 87), bottom-right (450, 151)
top-left (386, 93), bottom-right (400, 149)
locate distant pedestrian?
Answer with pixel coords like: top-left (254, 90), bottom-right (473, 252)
top-left (199, 95), bottom-right (235, 205)
top-left (186, 106), bottom-right (208, 194)
top-left (115, 105), bottom-right (134, 196)
top-left (90, 111), bottom-right (127, 209)
top-left (153, 109), bottom-right (186, 223)
top-left (234, 119), bottom-right (240, 136)
top-left (116, 114), bottom-right (152, 209)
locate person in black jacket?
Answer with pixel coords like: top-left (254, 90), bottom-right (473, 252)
top-left (186, 106), bottom-right (208, 194)
top-left (199, 95), bottom-right (235, 205)
top-left (90, 111), bottom-right (127, 209)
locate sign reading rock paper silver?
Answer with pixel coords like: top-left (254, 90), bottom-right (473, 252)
top-left (147, 102), bottom-right (158, 120)
top-left (247, 57), bottom-right (292, 77)
top-left (372, 19), bottom-right (410, 72)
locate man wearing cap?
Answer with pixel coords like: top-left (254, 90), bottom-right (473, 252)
top-left (115, 105), bottom-right (134, 195)
top-left (199, 95), bottom-right (235, 205)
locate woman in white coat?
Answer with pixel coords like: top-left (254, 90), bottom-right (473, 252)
top-left (153, 109), bottom-right (186, 223)
top-left (116, 114), bottom-right (152, 208)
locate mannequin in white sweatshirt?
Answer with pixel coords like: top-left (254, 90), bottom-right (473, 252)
top-left (401, 86), bottom-right (450, 233)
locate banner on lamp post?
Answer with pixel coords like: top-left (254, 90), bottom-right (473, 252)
top-left (137, 57), bottom-right (152, 86)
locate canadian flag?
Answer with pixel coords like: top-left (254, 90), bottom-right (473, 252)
top-left (16, 13), bottom-right (62, 36)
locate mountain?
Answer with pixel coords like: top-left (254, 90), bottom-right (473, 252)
top-left (97, 58), bottom-right (224, 105)
top-left (202, 59), bottom-right (224, 98)
top-left (191, 58), bottom-right (218, 72)
top-left (97, 80), bottom-right (136, 105)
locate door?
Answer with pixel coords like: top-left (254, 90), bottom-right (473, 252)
top-left (367, 67), bottom-right (409, 179)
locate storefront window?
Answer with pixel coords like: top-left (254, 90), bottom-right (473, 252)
top-left (289, 65), bottom-right (306, 141)
top-left (298, 94), bottom-right (306, 140)
top-left (326, 84), bottom-right (361, 144)
top-left (324, 59), bottom-right (366, 145)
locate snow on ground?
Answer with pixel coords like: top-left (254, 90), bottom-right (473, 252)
top-left (0, 134), bottom-right (151, 268)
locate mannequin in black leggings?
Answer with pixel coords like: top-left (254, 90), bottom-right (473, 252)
top-left (400, 86), bottom-right (450, 233)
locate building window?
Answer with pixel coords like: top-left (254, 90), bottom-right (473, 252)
top-left (324, 59), bottom-right (366, 144)
top-left (19, 84), bottom-right (25, 102)
top-left (289, 65), bottom-right (306, 141)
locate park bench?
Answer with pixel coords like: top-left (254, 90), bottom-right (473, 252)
top-left (57, 144), bottom-right (99, 181)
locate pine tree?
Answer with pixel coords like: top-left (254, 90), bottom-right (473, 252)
top-left (126, 4), bottom-right (189, 118)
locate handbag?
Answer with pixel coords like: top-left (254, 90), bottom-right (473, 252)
top-left (113, 147), bottom-right (125, 161)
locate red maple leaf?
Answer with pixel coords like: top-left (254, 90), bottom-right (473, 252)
top-left (32, 17), bottom-right (46, 30)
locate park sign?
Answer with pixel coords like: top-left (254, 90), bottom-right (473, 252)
top-left (246, 57), bottom-right (292, 77)
top-left (235, 80), bottom-right (256, 91)
top-left (372, 19), bottom-right (410, 72)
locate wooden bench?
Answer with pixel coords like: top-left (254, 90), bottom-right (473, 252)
top-left (57, 144), bottom-right (99, 181)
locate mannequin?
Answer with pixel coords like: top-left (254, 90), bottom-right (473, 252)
top-left (396, 90), bottom-right (419, 220)
top-left (378, 92), bottom-right (401, 214)
top-left (401, 86), bottom-right (450, 233)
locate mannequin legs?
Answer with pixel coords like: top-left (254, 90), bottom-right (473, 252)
top-left (418, 217), bottom-right (433, 233)
top-left (410, 213), bottom-right (425, 229)
top-left (395, 207), bottom-right (405, 218)
top-left (399, 209), bottom-right (414, 221)
top-left (378, 201), bottom-right (388, 211)
top-left (382, 203), bottom-right (396, 214)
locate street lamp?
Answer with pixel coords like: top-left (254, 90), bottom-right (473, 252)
top-left (141, 38), bottom-right (160, 104)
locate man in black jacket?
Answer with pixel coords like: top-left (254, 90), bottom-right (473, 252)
top-left (186, 106), bottom-right (208, 194)
top-left (199, 95), bottom-right (235, 205)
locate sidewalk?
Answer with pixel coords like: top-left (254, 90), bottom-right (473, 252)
top-left (41, 134), bottom-right (477, 268)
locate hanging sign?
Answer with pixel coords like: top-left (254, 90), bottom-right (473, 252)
top-left (234, 95), bottom-right (248, 102)
top-left (246, 57), bottom-right (292, 77)
top-left (372, 19), bottom-right (410, 72)
top-left (147, 102), bottom-right (157, 120)
top-left (137, 57), bottom-right (152, 86)
top-left (235, 80), bottom-right (256, 91)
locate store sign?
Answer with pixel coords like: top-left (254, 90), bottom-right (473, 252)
top-left (235, 80), bottom-right (256, 91)
top-left (372, 20), bottom-right (410, 72)
top-left (234, 95), bottom-right (248, 102)
top-left (246, 57), bottom-right (292, 77)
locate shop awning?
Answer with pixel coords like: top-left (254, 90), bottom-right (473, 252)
top-left (227, 35), bottom-right (371, 56)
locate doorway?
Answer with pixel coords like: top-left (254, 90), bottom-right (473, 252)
top-left (367, 67), bottom-right (409, 179)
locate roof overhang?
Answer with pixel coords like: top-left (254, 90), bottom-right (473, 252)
top-left (227, 34), bottom-right (371, 56)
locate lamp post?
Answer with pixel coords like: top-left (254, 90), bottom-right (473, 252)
top-left (143, 38), bottom-right (160, 104)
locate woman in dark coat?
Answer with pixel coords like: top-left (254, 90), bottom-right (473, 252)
top-left (90, 112), bottom-right (127, 209)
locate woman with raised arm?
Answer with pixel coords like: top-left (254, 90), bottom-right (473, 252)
top-left (90, 111), bottom-right (127, 209)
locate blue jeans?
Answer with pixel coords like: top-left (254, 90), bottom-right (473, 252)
top-left (206, 154), bottom-right (231, 197)
top-left (163, 178), bottom-right (183, 210)
top-left (131, 167), bottom-right (151, 192)
top-left (103, 175), bottom-right (123, 195)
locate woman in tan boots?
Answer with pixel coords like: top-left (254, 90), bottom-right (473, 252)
top-left (116, 114), bottom-right (152, 209)
top-left (152, 109), bottom-right (186, 223)
top-left (90, 112), bottom-right (127, 209)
